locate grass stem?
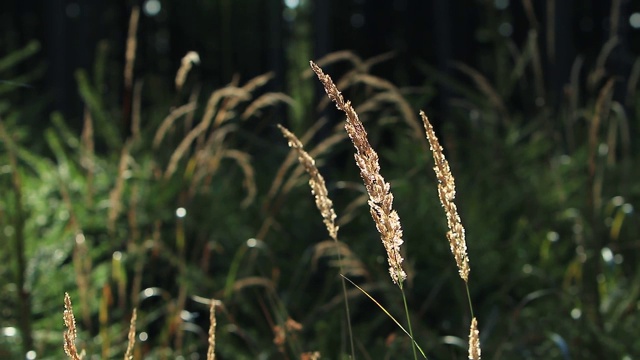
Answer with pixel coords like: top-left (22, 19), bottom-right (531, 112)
top-left (400, 285), bottom-right (418, 360)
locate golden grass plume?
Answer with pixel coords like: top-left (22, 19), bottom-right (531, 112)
top-left (468, 317), bottom-right (481, 360)
top-left (124, 6), bottom-right (139, 90)
top-left (311, 61), bottom-right (406, 285)
top-left (63, 293), bottom-right (81, 360)
top-left (207, 299), bottom-right (217, 360)
top-left (277, 124), bottom-right (338, 240)
top-left (420, 111), bottom-right (469, 282)
top-left (123, 309), bottom-right (137, 360)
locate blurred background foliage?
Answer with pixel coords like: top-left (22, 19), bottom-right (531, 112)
top-left (1, 0), bottom-right (640, 359)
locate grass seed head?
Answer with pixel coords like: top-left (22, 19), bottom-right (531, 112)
top-left (310, 61), bottom-right (406, 285)
top-left (421, 111), bottom-right (470, 282)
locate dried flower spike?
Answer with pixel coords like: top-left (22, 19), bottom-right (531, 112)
top-left (175, 51), bottom-right (200, 91)
top-left (207, 300), bottom-right (217, 360)
top-left (63, 292), bottom-right (81, 360)
top-left (310, 61), bottom-right (406, 284)
top-left (421, 110), bottom-right (470, 282)
top-left (124, 309), bottom-right (137, 360)
top-left (468, 317), bottom-right (481, 360)
top-left (278, 124), bottom-right (339, 240)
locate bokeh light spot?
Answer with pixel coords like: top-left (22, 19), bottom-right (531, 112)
top-left (494, 0), bottom-right (509, 10)
top-left (630, 13), bottom-right (640, 29)
top-left (143, 0), bottom-right (161, 17)
top-left (570, 308), bottom-right (581, 319)
top-left (2, 327), bottom-right (17, 336)
top-left (284, 0), bottom-right (299, 9)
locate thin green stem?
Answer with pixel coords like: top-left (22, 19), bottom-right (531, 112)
top-left (342, 276), bottom-right (426, 358)
top-left (465, 282), bottom-right (475, 319)
top-left (400, 284), bottom-right (418, 360)
top-left (334, 243), bottom-right (356, 359)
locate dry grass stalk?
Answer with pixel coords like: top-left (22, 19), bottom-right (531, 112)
top-left (108, 141), bottom-right (132, 234)
top-left (362, 51), bottom-right (396, 69)
top-left (72, 234), bottom-right (92, 329)
top-left (207, 300), bottom-right (216, 360)
top-left (222, 149), bottom-right (257, 207)
top-left (355, 91), bottom-right (426, 148)
top-left (127, 183), bottom-right (141, 247)
top-left (468, 317), bottom-right (481, 360)
top-left (184, 86), bottom-right (201, 131)
top-left (278, 124), bottom-right (339, 240)
top-left (175, 51), bottom-right (200, 92)
top-left (124, 6), bottom-right (139, 89)
top-left (131, 80), bottom-right (143, 140)
top-left (302, 51), bottom-right (363, 78)
top-left (589, 37), bottom-right (619, 90)
top-left (211, 88), bottom-right (251, 130)
top-left (350, 73), bottom-right (396, 91)
top-left (420, 111), bottom-right (470, 282)
top-left (231, 276), bottom-right (276, 293)
top-left (123, 309), bottom-right (137, 360)
top-left (242, 93), bottom-right (295, 120)
top-left (303, 50), bottom-right (394, 79)
top-left (454, 62), bottom-right (509, 121)
top-left (241, 72), bottom-right (275, 92)
top-left (314, 52), bottom-right (395, 111)
top-left (311, 61), bottom-right (406, 285)
top-left (80, 107), bottom-right (95, 207)
top-left (63, 293), bottom-right (81, 360)
top-left (164, 87), bottom-right (248, 178)
top-left (152, 102), bottom-right (198, 148)
top-left (188, 125), bottom-right (240, 197)
top-left (220, 72), bottom-right (276, 122)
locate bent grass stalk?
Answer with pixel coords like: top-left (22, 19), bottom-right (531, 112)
top-left (277, 124), bottom-right (355, 359)
top-left (421, 111), bottom-right (480, 358)
top-left (310, 61), bottom-right (421, 360)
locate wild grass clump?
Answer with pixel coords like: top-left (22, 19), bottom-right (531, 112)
top-left (63, 293), bottom-right (218, 360)
top-left (309, 61), bottom-right (480, 359)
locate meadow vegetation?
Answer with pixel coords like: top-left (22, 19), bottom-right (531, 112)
top-left (1, 5), bottom-right (639, 360)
